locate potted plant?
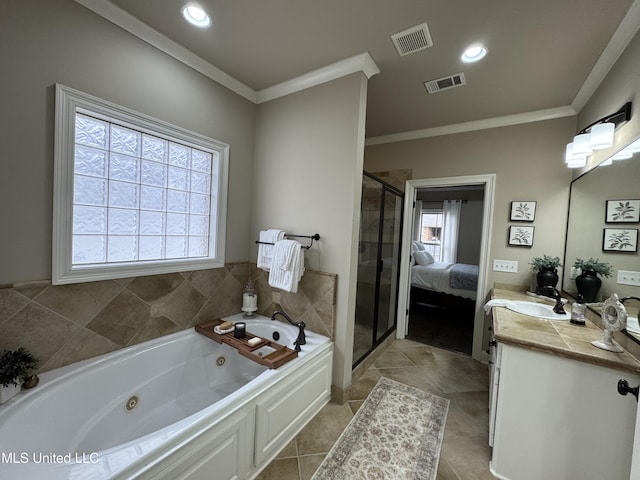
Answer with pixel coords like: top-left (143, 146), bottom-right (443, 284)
top-left (530, 255), bottom-right (563, 294)
top-left (573, 258), bottom-right (613, 303)
top-left (0, 347), bottom-right (38, 404)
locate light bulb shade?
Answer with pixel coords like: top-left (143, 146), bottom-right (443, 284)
top-left (573, 133), bottom-right (593, 156)
top-left (612, 151), bottom-right (633, 161)
top-left (565, 142), bottom-right (587, 163)
top-left (566, 157), bottom-right (586, 168)
top-left (590, 122), bottom-right (615, 150)
top-left (565, 143), bottom-right (574, 163)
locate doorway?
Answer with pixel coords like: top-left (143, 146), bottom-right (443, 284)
top-left (407, 186), bottom-right (484, 354)
top-left (396, 174), bottom-right (495, 361)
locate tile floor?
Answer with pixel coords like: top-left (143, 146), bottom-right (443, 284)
top-left (257, 338), bottom-right (494, 480)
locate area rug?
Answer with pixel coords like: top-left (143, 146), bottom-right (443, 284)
top-left (311, 377), bottom-right (449, 480)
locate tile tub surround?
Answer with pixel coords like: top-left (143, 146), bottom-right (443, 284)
top-left (0, 264), bottom-right (336, 375)
top-left (491, 287), bottom-right (640, 374)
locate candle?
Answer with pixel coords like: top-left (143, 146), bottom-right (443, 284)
top-left (243, 293), bottom-right (257, 311)
top-left (234, 322), bottom-right (246, 338)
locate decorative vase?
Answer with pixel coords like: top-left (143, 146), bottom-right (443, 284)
top-left (575, 270), bottom-right (602, 303)
top-left (0, 381), bottom-right (20, 404)
top-left (536, 267), bottom-right (559, 294)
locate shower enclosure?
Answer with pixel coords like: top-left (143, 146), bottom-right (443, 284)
top-left (353, 172), bottom-right (404, 367)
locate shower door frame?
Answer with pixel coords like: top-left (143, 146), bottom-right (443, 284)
top-left (353, 171), bottom-right (404, 368)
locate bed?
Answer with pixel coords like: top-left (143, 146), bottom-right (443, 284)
top-left (411, 262), bottom-right (478, 300)
top-left (409, 239), bottom-right (479, 311)
top-left (410, 260), bottom-right (478, 313)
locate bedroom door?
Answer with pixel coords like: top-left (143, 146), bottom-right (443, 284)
top-left (353, 172), bottom-right (403, 368)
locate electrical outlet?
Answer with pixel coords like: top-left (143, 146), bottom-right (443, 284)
top-left (493, 259), bottom-right (518, 273)
top-left (617, 270), bottom-right (640, 286)
top-left (570, 267), bottom-right (580, 279)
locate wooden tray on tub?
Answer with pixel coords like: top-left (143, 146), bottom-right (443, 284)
top-left (195, 319), bottom-right (298, 369)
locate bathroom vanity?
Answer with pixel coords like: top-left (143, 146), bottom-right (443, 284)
top-left (489, 288), bottom-right (640, 480)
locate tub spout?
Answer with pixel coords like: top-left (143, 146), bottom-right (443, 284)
top-left (271, 310), bottom-right (306, 352)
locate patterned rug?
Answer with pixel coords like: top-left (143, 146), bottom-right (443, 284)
top-left (312, 377), bottom-right (449, 480)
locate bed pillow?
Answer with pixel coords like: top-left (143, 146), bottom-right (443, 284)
top-left (414, 250), bottom-right (434, 266)
top-left (411, 240), bottom-right (426, 253)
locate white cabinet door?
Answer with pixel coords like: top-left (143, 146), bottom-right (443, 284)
top-left (629, 384), bottom-right (640, 479)
top-left (491, 344), bottom-right (640, 480)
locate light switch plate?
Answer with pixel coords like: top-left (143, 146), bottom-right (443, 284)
top-left (617, 270), bottom-right (640, 286)
top-left (493, 259), bottom-right (518, 273)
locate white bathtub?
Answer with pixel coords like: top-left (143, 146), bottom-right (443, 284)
top-left (0, 314), bottom-right (333, 479)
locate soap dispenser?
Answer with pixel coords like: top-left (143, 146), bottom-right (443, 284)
top-left (570, 294), bottom-right (586, 325)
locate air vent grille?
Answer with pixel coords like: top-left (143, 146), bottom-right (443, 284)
top-left (391, 23), bottom-right (433, 56)
top-left (424, 73), bottom-right (467, 94)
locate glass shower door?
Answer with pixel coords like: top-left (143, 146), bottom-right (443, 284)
top-left (375, 189), bottom-right (403, 344)
top-left (353, 172), bottom-right (403, 367)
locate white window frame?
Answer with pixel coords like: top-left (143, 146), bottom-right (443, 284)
top-left (52, 84), bottom-right (229, 285)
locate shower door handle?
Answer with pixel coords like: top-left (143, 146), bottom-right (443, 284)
top-left (379, 259), bottom-right (384, 273)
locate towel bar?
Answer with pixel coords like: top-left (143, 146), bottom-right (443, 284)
top-left (255, 233), bottom-right (320, 250)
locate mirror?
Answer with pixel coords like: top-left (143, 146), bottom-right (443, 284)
top-left (563, 137), bottom-right (640, 341)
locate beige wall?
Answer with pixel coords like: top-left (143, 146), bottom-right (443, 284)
top-left (365, 118), bottom-right (576, 296)
top-left (0, 0), bottom-right (256, 284)
top-left (253, 73), bottom-right (368, 390)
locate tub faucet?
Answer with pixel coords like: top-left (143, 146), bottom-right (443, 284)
top-left (539, 286), bottom-right (567, 315)
top-left (271, 310), bottom-right (306, 352)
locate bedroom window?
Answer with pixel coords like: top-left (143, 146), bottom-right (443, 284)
top-left (419, 210), bottom-right (443, 259)
top-left (52, 84), bottom-right (229, 285)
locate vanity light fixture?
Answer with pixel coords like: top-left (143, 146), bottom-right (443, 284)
top-left (461, 44), bottom-right (487, 63)
top-left (181, 4), bottom-right (211, 28)
top-left (565, 102), bottom-right (632, 168)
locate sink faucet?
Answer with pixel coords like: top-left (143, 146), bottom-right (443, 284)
top-left (271, 310), bottom-right (306, 352)
top-left (539, 286), bottom-right (567, 315)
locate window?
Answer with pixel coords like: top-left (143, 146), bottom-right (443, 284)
top-left (53, 84), bottom-right (229, 284)
top-left (419, 209), bottom-right (443, 260)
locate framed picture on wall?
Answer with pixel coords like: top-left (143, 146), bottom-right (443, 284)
top-left (602, 228), bottom-right (638, 252)
top-left (510, 201), bottom-right (536, 222)
top-left (605, 199), bottom-right (640, 223)
top-left (508, 226), bottom-right (535, 246)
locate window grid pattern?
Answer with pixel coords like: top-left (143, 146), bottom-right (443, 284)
top-left (72, 113), bottom-right (216, 265)
top-left (420, 211), bottom-right (443, 261)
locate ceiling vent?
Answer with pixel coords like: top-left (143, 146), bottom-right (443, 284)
top-left (391, 23), bottom-right (433, 56)
top-left (424, 73), bottom-right (466, 94)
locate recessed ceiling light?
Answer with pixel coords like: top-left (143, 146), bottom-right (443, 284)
top-left (181, 4), bottom-right (211, 28)
top-left (461, 44), bottom-right (487, 63)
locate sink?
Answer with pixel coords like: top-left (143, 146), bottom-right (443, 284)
top-left (505, 300), bottom-right (571, 321)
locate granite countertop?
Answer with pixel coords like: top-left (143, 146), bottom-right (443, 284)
top-left (492, 287), bottom-right (640, 375)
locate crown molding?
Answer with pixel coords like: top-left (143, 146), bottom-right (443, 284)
top-left (571, 0), bottom-right (640, 112)
top-left (74, 0), bottom-right (257, 102)
top-left (365, 106), bottom-right (577, 146)
top-left (74, 1), bottom-right (379, 105)
top-left (256, 52), bottom-right (380, 103)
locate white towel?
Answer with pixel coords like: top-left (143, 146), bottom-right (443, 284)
top-left (257, 229), bottom-right (285, 271)
top-left (268, 239), bottom-right (305, 293)
top-left (483, 299), bottom-right (518, 314)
